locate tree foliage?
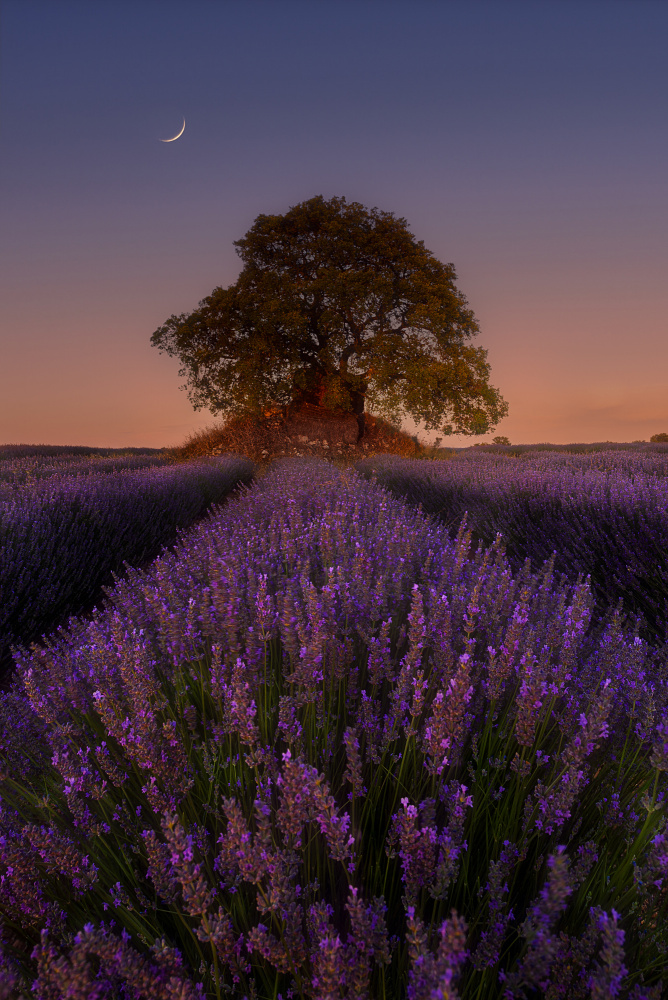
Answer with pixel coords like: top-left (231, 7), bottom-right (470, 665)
top-left (151, 195), bottom-right (508, 437)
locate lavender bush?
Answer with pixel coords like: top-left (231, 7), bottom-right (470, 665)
top-left (0, 456), bottom-right (254, 670)
top-left (355, 451), bottom-right (668, 645)
top-left (0, 458), bottom-right (666, 998)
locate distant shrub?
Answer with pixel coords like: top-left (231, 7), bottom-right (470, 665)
top-left (650, 432), bottom-right (668, 443)
top-left (492, 435), bottom-right (511, 445)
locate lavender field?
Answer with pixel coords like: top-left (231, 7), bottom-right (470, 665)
top-left (0, 454), bottom-right (666, 999)
top-left (0, 454), bottom-right (171, 493)
top-left (0, 453), bottom-right (255, 678)
top-left (356, 445), bottom-right (668, 647)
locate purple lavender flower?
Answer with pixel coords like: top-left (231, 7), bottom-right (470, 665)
top-left (343, 887), bottom-right (391, 997)
top-left (514, 651), bottom-right (548, 748)
top-left (588, 908), bottom-right (628, 999)
top-left (31, 921), bottom-right (204, 999)
top-left (160, 812), bottom-right (217, 918)
top-left (406, 905), bottom-right (468, 1000)
top-left (221, 658), bottom-right (260, 747)
top-left (472, 841), bottom-right (520, 970)
top-left (276, 751), bottom-right (354, 868)
top-left (343, 726), bottom-right (366, 798)
top-left (306, 901), bottom-right (345, 999)
top-left (422, 655), bottom-right (474, 775)
top-left (650, 718), bottom-right (668, 772)
top-left (503, 846), bottom-right (573, 995)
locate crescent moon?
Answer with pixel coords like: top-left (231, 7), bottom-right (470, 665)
top-left (160, 119), bottom-right (185, 142)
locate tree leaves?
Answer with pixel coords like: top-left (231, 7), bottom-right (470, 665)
top-left (151, 195), bottom-right (508, 436)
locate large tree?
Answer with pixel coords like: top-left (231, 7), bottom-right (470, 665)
top-left (151, 195), bottom-right (508, 439)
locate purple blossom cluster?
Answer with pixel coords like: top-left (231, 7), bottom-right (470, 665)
top-left (0, 457), bottom-right (666, 998)
top-left (356, 449), bottom-right (668, 643)
top-left (0, 454), bottom-right (254, 672)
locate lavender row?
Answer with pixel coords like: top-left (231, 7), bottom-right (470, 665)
top-left (457, 444), bottom-right (668, 478)
top-left (465, 440), bottom-right (668, 460)
top-left (0, 455), bottom-right (254, 671)
top-left (1, 458), bottom-right (666, 997)
top-left (0, 444), bottom-right (164, 460)
top-left (0, 453), bottom-right (171, 491)
top-left (356, 452), bottom-right (668, 644)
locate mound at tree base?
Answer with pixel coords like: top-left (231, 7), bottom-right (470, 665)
top-left (177, 405), bottom-right (424, 463)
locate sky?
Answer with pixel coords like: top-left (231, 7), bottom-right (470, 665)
top-left (1, 0), bottom-right (667, 449)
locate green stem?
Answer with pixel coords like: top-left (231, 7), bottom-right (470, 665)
top-left (200, 913), bottom-right (222, 1000)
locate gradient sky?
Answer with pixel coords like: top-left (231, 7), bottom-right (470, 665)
top-left (2, 0), bottom-right (667, 449)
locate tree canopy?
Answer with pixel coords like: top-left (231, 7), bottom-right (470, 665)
top-left (151, 195), bottom-right (508, 438)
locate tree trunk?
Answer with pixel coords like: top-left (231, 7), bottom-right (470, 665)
top-left (289, 375), bottom-right (365, 441)
top-left (350, 389), bottom-right (365, 441)
top-left (290, 367), bottom-right (327, 411)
